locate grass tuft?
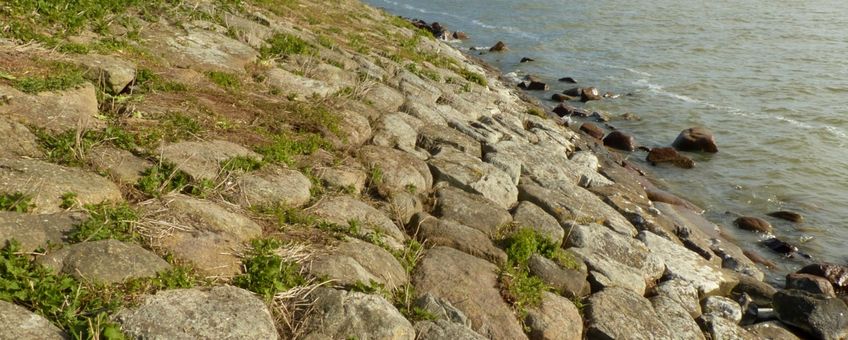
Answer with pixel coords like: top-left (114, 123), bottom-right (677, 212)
top-left (221, 156), bottom-right (264, 173)
top-left (12, 62), bottom-right (86, 94)
top-left (206, 71), bottom-right (241, 90)
top-left (256, 133), bottom-right (329, 166)
top-left (233, 238), bottom-right (306, 299)
top-left (260, 33), bottom-right (314, 60)
top-left (0, 192), bottom-right (34, 213)
top-left (69, 202), bottom-right (139, 243)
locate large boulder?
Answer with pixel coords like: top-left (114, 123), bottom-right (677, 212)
top-left (308, 238), bottom-right (408, 291)
top-left (428, 148), bottom-right (517, 209)
top-left (310, 196), bottom-right (406, 250)
top-left (650, 295), bottom-right (705, 340)
top-left (585, 286), bottom-right (673, 339)
top-left (227, 166), bottom-right (311, 208)
top-left (158, 140), bottom-right (263, 181)
top-left (603, 131), bottom-right (637, 151)
top-left (528, 254), bottom-right (590, 298)
top-left (525, 292), bottom-right (583, 340)
top-left (734, 216), bottom-right (773, 234)
top-left (161, 194), bottom-right (261, 241)
top-left (672, 127), bottom-right (718, 153)
top-left (773, 289), bottom-right (848, 340)
top-left (413, 213), bottom-right (507, 265)
top-left (698, 315), bottom-right (760, 340)
top-left (0, 158), bottom-right (123, 214)
top-left (0, 211), bottom-right (86, 252)
top-left (702, 296), bottom-right (743, 323)
top-left (797, 263), bottom-right (848, 293)
top-left (150, 25), bottom-right (258, 73)
top-left (0, 301), bottom-right (66, 339)
top-left (519, 182), bottom-right (636, 237)
top-left (512, 201), bottom-right (564, 245)
top-left (745, 321), bottom-right (803, 340)
top-left (417, 124), bottom-right (482, 157)
top-left (646, 147), bottom-right (695, 169)
top-left (655, 279), bottom-right (702, 318)
top-left (301, 288), bottom-right (414, 340)
top-left (117, 286), bottom-right (277, 339)
top-left (432, 186), bottom-right (512, 236)
top-left (0, 83), bottom-right (101, 132)
top-left (638, 231), bottom-right (737, 297)
top-left (787, 273), bottom-right (837, 297)
top-left (413, 247), bottom-right (527, 339)
top-left (359, 145), bottom-right (433, 197)
top-left (39, 239), bottom-right (170, 284)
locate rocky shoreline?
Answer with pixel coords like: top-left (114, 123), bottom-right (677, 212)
top-left (0, 0), bottom-right (846, 339)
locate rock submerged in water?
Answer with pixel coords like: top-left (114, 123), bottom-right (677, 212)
top-left (558, 77), bottom-right (577, 83)
top-left (520, 57), bottom-right (535, 63)
top-left (734, 216), bottom-right (774, 234)
top-left (489, 41), bottom-right (508, 52)
top-left (518, 76), bottom-right (548, 91)
top-left (580, 87), bottom-right (602, 102)
top-left (563, 87), bottom-right (582, 97)
top-left (603, 130), bottom-right (637, 151)
top-left (552, 103), bottom-right (590, 117)
top-left (646, 147), bottom-right (695, 169)
top-left (768, 211), bottom-right (804, 223)
top-left (551, 93), bottom-right (575, 102)
top-left (672, 127), bottom-right (718, 153)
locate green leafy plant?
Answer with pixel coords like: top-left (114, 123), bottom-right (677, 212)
top-left (60, 192), bottom-right (78, 209)
top-left (0, 192), bottom-right (34, 212)
top-left (255, 133), bottom-right (329, 166)
top-left (206, 71), bottom-right (241, 90)
top-left (260, 33), bottom-right (314, 59)
top-left (136, 162), bottom-right (196, 197)
top-left (233, 239), bottom-right (306, 298)
top-left (221, 156), bottom-right (264, 173)
top-left (69, 202), bottom-right (139, 243)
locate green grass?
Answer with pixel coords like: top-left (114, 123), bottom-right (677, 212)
top-left (0, 192), bottom-right (34, 213)
top-left (206, 71), bottom-right (241, 90)
top-left (136, 162), bottom-right (199, 198)
top-left (233, 238), bottom-right (306, 299)
top-left (367, 165), bottom-right (383, 189)
top-left (134, 69), bottom-right (188, 93)
top-left (35, 125), bottom-right (141, 166)
top-left (159, 112), bottom-right (203, 141)
top-left (221, 156), bottom-right (264, 173)
top-left (69, 202), bottom-right (139, 243)
top-left (12, 62), bottom-right (86, 94)
top-left (60, 192), bottom-right (78, 209)
top-left (255, 132), bottom-right (330, 166)
top-left (499, 265), bottom-right (547, 316)
top-left (405, 63), bottom-right (441, 82)
top-left (457, 68), bottom-right (487, 87)
top-left (259, 33), bottom-right (314, 60)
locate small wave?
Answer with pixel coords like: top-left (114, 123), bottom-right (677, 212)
top-left (582, 61), bottom-right (653, 77)
top-left (633, 79), bottom-right (700, 103)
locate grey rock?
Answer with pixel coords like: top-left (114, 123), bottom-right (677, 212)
top-left (428, 148), bottom-right (517, 209)
top-left (639, 231), bottom-right (737, 297)
top-left (413, 213), bottom-right (507, 265)
top-left (229, 166), bottom-right (311, 208)
top-left (773, 289), bottom-right (848, 340)
top-left (525, 292), bottom-right (583, 340)
top-left (512, 201), bottom-right (564, 245)
top-left (0, 83), bottom-right (102, 133)
top-left (527, 254), bottom-right (590, 298)
top-left (415, 320), bottom-right (486, 340)
top-left (401, 100), bottom-right (448, 126)
top-left (310, 196), bottom-right (406, 250)
top-left (384, 191), bottom-right (423, 225)
top-left (745, 321), bottom-right (803, 340)
top-left (265, 67), bottom-right (337, 98)
top-left (88, 146), bottom-right (152, 184)
top-left (308, 238), bottom-right (408, 290)
top-left (585, 286), bottom-right (673, 339)
top-left (703, 296), bottom-right (743, 323)
top-left (0, 158), bottom-right (123, 214)
top-left (366, 83), bottom-right (405, 113)
top-left (163, 194), bottom-right (262, 241)
top-left (650, 295), bottom-right (706, 340)
top-left (519, 182), bottom-right (637, 237)
top-left (413, 293), bottom-right (470, 326)
top-left (414, 247), bottom-right (527, 340)
top-left (118, 286), bottom-right (277, 340)
top-left (0, 211), bottom-right (86, 252)
top-left (158, 140), bottom-right (263, 181)
top-left (39, 239), bottom-right (170, 284)
top-left (301, 288), bottom-right (414, 340)
top-left (0, 300), bottom-right (66, 339)
top-left (371, 113), bottom-right (421, 155)
top-left (655, 279), bottom-right (702, 318)
top-left (699, 314), bottom-right (759, 340)
top-left (153, 25), bottom-right (258, 73)
top-left (566, 151), bottom-right (614, 187)
top-left (316, 166), bottom-right (367, 194)
top-left (78, 54), bottom-right (136, 94)
top-left (359, 145), bottom-right (433, 198)
top-left (0, 117), bottom-right (43, 158)
top-left (220, 12), bottom-right (273, 48)
top-left (432, 186), bottom-right (512, 236)
top-left (159, 231), bottom-right (243, 276)
top-left (483, 152), bottom-right (521, 186)
top-left (417, 124), bottom-right (481, 157)
top-left (328, 110), bottom-right (372, 148)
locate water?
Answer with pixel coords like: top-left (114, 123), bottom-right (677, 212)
top-left (366, 0), bottom-right (848, 282)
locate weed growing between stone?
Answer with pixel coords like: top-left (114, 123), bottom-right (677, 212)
top-left (133, 69), bottom-right (188, 93)
top-left (260, 33), bottom-right (315, 60)
top-left (35, 125), bottom-right (143, 166)
top-left (136, 162), bottom-right (213, 198)
top-left (69, 202), bottom-right (139, 243)
top-left (221, 156), bottom-right (264, 173)
top-left (206, 71), bottom-right (242, 90)
top-left (10, 62), bottom-right (86, 94)
top-left (233, 238), bottom-right (306, 299)
top-left (0, 192), bottom-right (34, 213)
top-left (256, 132), bottom-right (330, 166)
top-left (60, 192), bottom-right (79, 210)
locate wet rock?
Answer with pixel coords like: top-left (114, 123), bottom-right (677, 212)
top-left (118, 286), bottom-right (277, 340)
top-left (311, 196), bottom-right (406, 250)
top-left (797, 263), bottom-right (848, 293)
top-left (413, 213), bottom-right (507, 265)
top-left (768, 211), bottom-right (804, 223)
top-left (552, 102), bottom-right (590, 117)
top-left (743, 249), bottom-right (777, 269)
top-left (415, 320), bottom-right (485, 340)
top-left (579, 122), bottom-right (605, 139)
top-left (672, 127), bottom-right (718, 153)
top-left (646, 147), bottom-right (695, 169)
top-left (0, 83), bottom-right (102, 132)
top-left (580, 87), bottom-right (602, 102)
top-left (414, 247), bottom-right (527, 339)
top-left (518, 78), bottom-right (548, 91)
top-left (603, 130), bottom-right (637, 151)
top-left (787, 273), bottom-right (837, 297)
top-left (650, 295), bottom-right (706, 340)
top-left (489, 41), bottom-right (508, 52)
top-left (586, 286), bottom-right (672, 339)
top-left (621, 112), bottom-right (641, 121)
top-left (527, 254), bottom-right (590, 298)
top-left (0, 211), bottom-right (86, 252)
top-left (0, 117), bottom-right (43, 158)
top-left (359, 145), bottom-right (433, 198)
top-left (432, 186), bottom-right (512, 236)
top-left (589, 111), bottom-right (610, 122)
top-left (414, 293), bottom-right (470, 326)
top-left (702, 296), bottom-right (743, 323)
top-left (773, 289), bottom-right (848, 340)
top-left (558, 77), bottom-right (577, 83)
top-left (88, 146), bottom-right (153, 184)
top-left (698, 314), bottom-right (760, 340)
top-left (562, 87), bottom-right (582, 96)
top-left (745, 321), bottom-right (803, 340)
top-left (78, 54), bottom-right (136, 94)
top-left (308, 238), bottom-right (408, 290)
top-left (654, 279), bottom-right (702, 318)
top-left (428, 148), bottom-right (517, 209)
top-left (417, 124), bottom-right (482, 157)
top-left (737, 292), bottom-right (759, 325)
top-left (525, 292), bottom-right (583, 340)
top-left (228, 166), bottom-right (311, 208)
top-left (551, 93), bottom-right (575, 102)
top-left (732, 274), bottom-right (778, 308)
top-left (0, 300), bottom-right (66, 339)
top-left (735, 216), bottom-right (773, 234)
top-left (520, 57), bottom-right (535, 63)
top-left (639, 231), bottom-right (737, 296)
top-left (519, 182), bottom-right (637, 236)
top-left (158, 140), bottom-right (263, 181)
top-left (647, 189), bottom-right (704, 213)
top-left (762, 237), bottom-right (800, 256)
top-left (39, 239), bottom-right (170, 284)
top-left (453, 31), bottom-right (469, 40)
top-left (0, 158), bottom-right (123, 214)
top-left (512, 201), bottom-right (564, 245)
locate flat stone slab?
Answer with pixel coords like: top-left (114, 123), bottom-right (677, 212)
top-left (415, 213), bottom-right (507, 265)
top-left (0, 211), bottom-right (86, 252)
top-left (432, 185), bottom-right (512, 236)
top-left (0, 300), bottom-right (65, 339)
top-left (639, 231), bottom-right (737, 297)
top-left (428, 148), bottom-right (517, 209)
top-left (158, 140), bottom-right (263, 181)
top-left (359, 145), bottom-right (433, 198)
top-left (160, 194), bottom-right (262, 242)
top-left (525, 291), bottom-right (583, 340)
top-left (228, 166), bottom-right (311, 208)
top-left (585, 286), bottom-right (673, 339)
top-left (88, 146), bottom-right (152, 184)
top-left (513, 201), bottom-right (564, 245)
top-left (309, 196), bottom-right (406, 250)
top-left (0, 117), bottom-right (42, 158)
top-left (0, 83), bottom-right (102, 132)
top-left (117, 286), bottom-right (278, 340)
top-left (300, 288), bottom-right (414, 340)
top-left (417, 124), bottom-right (482, 157)
top-left (651, 295), bottom-right (706, 340)
top-left (38, 239), bottom-right (170, 283)
top-left (0, 158), bottom-right (123, 213)
top-left (519, 182), bottom-right (636, 237)
top-left (151, 25), bottom-right (258, 73)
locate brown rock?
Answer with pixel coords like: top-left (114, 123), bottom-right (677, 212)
top-left (735, 216), bottom-right (773, 234)
top-left (603, 130), bottom-right (637, 151)
top-left (580, 87), bottom-right (602, 102)
top-left (563, 87), bottom-right (582, 96)
top-left (647, 189), bottom-right (703, 213)
top-left (552, 103), bottom-right (590, 117)
top-left (646, 147), bottom-right (695, 169)
top-left (787, 273), bottom-right (837, 297)
top-left (797, 263), bottom-right (848, 293)
top-left (672, 127), bottom-right (718, 153)
top-left (551, 93), bottom-right (575, 102)
top-left (768, 211), bottom-right (804, 223)
top-left (580, 123), bottom-right (605, 140)
top-left (558, 77), bottom-right (577, 83)
top-left (489, 41), bottom-right (508, 52)
top-left (453, 31), bottom-right (469, 40)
